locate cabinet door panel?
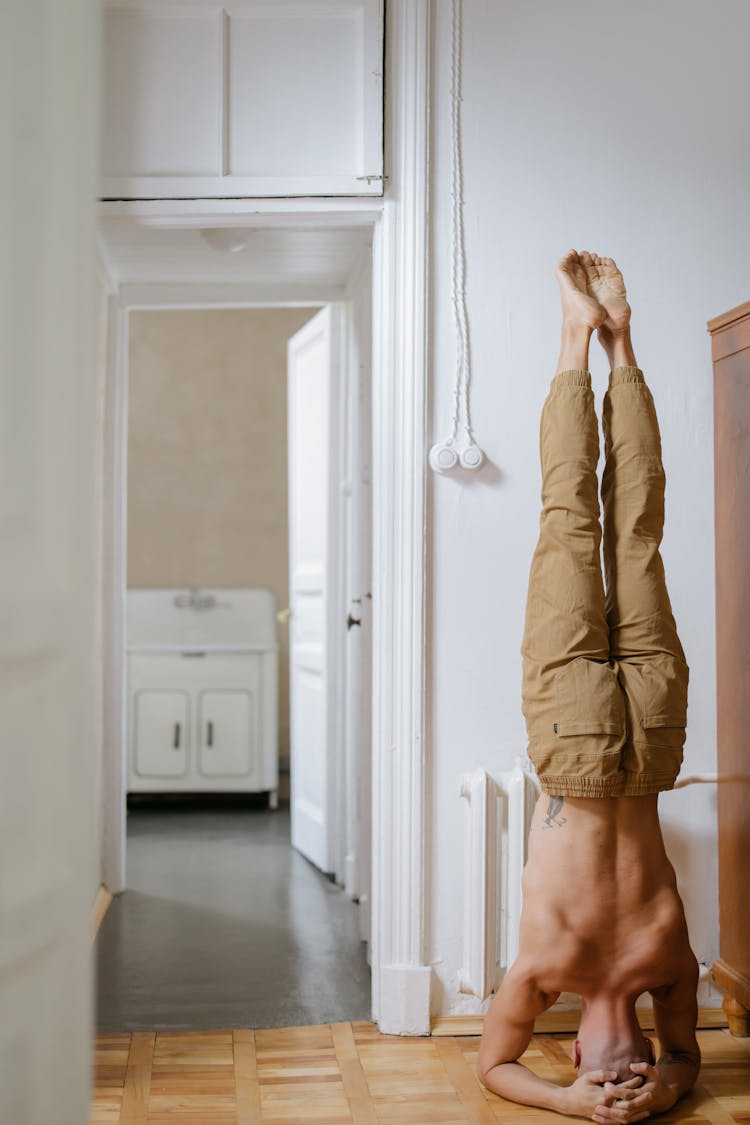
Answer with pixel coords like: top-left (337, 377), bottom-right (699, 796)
top-left (102, 9), bottom-right (222, 177)
top-left (134, 690), bottom-right (189, 777)
top-left (198, 690), bottom-right (255, 777)
top-left (229, 11), bottom-right (359, 177)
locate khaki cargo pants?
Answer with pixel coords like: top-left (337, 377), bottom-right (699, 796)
top-left (521, 366), bottom-right (689, 797)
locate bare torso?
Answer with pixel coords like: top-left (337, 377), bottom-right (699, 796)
top-left (517, 793), bottom-right (693, 1003)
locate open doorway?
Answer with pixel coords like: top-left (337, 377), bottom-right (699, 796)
top-left (95, 222), bottom-right (374, 1030)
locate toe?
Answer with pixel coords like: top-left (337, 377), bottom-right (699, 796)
top-left (556, 249), bottom-right (576, 272)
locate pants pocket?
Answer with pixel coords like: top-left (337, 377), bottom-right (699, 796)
top-left (554, 657), bottom-right (626, 737)
top-left (640, 653), bottom-right (689, 730)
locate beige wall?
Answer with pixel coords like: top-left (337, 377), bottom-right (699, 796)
top-left (127, 306), bottom-right (318, 769)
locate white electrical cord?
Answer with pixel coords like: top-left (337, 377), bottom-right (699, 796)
top-left (672, 773), bottom-right (721, 788)
top-left (429, 0), bottom-right (485, 473)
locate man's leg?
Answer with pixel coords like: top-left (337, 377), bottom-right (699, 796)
top-left (590, 257), bottom-right (689, 794)
top-left (521, 252), bottom-right (627, 797)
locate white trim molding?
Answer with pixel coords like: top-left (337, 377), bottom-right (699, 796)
top-left (370, 0), bottom-right (432, 1035)
top-left (100, 297), bottom-right (129, 895)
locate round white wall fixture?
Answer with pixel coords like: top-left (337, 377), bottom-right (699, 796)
top-left (429, 442), bottom-right (459, 472)
top-left (459, 443), bottom-right (483, 470)
top-left (200, 228), bottom-right (252, 253)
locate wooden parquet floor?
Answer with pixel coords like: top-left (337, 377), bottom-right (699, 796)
top-left (91, 1023), bottom-right (750, 1124)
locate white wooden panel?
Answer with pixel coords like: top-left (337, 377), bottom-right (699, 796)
top-left (229, 10), bottom-right (360, 176)
top-left (102, 7), bottom-right (222, 177)
top-left (288, 306), bottom-right (339, 873)
top-left (292, 663), bottom-right (327, 819)
top-left (134, 689), bottom-right (190, 776)
top-left (198, 689), bottom-right (255, 776)
top-left (291, 347), bottom-right (329, 580)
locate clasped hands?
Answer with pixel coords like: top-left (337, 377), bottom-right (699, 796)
top-left (562, 1062), bottom-right (677, 1123)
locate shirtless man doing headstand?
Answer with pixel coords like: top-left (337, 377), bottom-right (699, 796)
top-left (476, 252), bottom-right (700, 1122)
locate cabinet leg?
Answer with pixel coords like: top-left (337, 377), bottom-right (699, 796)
top-left (723, 995), bottom-right (750, 1037)
top-left (268, 788), bottom-right (279, 810)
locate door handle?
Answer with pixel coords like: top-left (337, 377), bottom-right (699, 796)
top-left (207, 720), bottom-right (214, 747)
top-left (173, 722), bottom-right (181, 749)
top-left (347, 612), bottom-right (361, 630)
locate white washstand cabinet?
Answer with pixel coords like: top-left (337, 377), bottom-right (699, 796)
top-left (127, 588), bottom-right (279, 807)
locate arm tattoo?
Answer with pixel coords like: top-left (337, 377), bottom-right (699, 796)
top-left (658, 1051), bottom-right (700, 1067)
top-left (542, 796), bottom-right (566, 829)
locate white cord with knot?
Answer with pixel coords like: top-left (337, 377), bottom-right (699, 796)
top-left (429, 0), bottom-right (485, 473)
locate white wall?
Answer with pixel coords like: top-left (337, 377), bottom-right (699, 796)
top-left (1, 0), bottom-right (101, 1117)
top-left (426, 0), bottom-right (750, 1016)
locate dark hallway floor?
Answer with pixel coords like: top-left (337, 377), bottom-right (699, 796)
top-left (95, 799), bottom-right (371, 1032)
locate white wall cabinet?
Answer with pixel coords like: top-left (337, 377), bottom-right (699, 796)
top-left (128, 652), bottom-right (278, 803)
top-left (101, 0), bottom-right (384, 199)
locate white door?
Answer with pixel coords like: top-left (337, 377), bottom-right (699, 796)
top-left (133, 689), bottom-right (190, 777)
top-left (287, 306), bottom-right (342, 873)
top-left (0, 0), bottom-right (100, 1118)
top-left (198, 689), bottom-right (254, 777)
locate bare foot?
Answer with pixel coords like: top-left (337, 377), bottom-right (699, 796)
top-left (555, 249), bottom-right (607, 330)
top-left (580, 252), bottom-right (631, 335)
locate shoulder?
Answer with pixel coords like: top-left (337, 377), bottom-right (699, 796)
top-left (497, 958), bottom-right (559, 1017)
top-left (477, 961), bottom-right (555, 1071)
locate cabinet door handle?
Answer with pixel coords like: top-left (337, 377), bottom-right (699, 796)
top-left (173, 721), bottom-right (181, 749)
top-left (207, 720), bottom-right (213, 747)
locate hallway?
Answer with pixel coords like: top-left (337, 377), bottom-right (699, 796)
top-left (95, 801), bottom-right (371, 1032)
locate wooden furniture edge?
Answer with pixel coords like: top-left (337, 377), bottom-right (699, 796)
top-left (708, 300), bottom-right (750, 362)
top-left (707, 300), bottom-right (750, 334)
top-left (91, 884), bottom-right (113, 941)
top-left (713, 959), bottom-right (750, 1008)
top-left (430, 1007), bottom-right (729, 1037)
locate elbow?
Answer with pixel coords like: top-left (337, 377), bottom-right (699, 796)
top-left (476, 1052), bottom-right (495, 1089)
top-left (476, 1053), bottom-right (514, 1092)
top-left (475, 1060), bottom-right (490, 1089)
top-left (476, 1041), bottom-right (497, 1087)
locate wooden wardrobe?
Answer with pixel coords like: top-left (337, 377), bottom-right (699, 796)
top-left (709, 300), bottom-right (750, 1036)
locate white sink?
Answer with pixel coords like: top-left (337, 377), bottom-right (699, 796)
top-left (126, 588), bottom-right (279, 653)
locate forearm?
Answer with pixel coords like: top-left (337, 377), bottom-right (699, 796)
top-left (480, 1061), bottom-right (568, 1115)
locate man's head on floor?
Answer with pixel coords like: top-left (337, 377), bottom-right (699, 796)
top-left (574, 997), bottom-right (655, 1084)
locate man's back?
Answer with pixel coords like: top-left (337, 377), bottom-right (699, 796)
top-left (518, 793), bottom-right (693, 1000)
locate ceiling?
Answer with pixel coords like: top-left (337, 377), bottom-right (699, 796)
top-left (97, 219), bottom-right (373, 302)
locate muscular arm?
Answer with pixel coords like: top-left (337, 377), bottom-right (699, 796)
top-left (643, 954), bottom-right (701, 1111)
top-left (476, 969), bottom-right (623, 1119)
top-left (476, 965), bottom-right (565, 1112)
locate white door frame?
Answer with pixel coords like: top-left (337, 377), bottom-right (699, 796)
top-left (99, 0), bottom-right (431, 1035)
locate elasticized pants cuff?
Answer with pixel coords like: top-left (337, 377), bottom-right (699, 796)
top-left (540, 775), bottom-right (625, 797)
top-left (552, 369), bottom-right (592, 390)
top-left (619, 774), bottom-right (678, 796)
top-left (540, 773), bottom-right (678, 798)
top-left (609, 365), bottom-right (645, 387)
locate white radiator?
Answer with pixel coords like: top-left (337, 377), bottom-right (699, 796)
top-left (458, 763), bottom-right (538, 1000)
